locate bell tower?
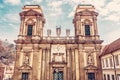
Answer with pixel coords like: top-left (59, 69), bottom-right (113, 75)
top-left (13, 5), bottom-right (45, 80)
top-left (18, 5), bottom-right (45, 41)
top-left (73, 4), bottom-right (100, 42)
top-left (73, 4), bottom-right (103, 80)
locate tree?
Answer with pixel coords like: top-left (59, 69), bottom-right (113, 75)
top-left (0, 40), bottom-right (15, 65)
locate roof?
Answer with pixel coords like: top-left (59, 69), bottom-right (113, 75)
top-left (101, 38), bottom-right (120, 56)
top-left (20, 9), bottom-right (43, 16)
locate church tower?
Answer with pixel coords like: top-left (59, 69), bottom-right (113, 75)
top-left (13, 5), bottom-right (45, 80)
top-left (73, 4), bottom-right (103, 80)
top-left (13, 4), bottom-right (103, 80)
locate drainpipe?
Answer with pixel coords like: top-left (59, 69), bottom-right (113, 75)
top-left (111, 53), bottom-right (117, 80)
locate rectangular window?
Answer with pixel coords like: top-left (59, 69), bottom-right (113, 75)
top-left (115, 55), bottom-right (119, 66)
top-left (102, 59), bottom-right (105, 68)
top-left (117, 74), bottom-right (120, 80)
top-left (110, 58), bottom-right (113, 67)
top-left (107, 74), bottom-right (110, 80)
top-left (104, 74), bottom-right (106, 80)
top-left (88, 73), bottom-right (95, 80)
top-left (85, 25), bottom-right (90, 36)
top-left (27, 25), bottom-right (33, 36)
top-left (22, 72), bottom-right (29, 80)
top-left (106, 58), bottom-right (109, 67)
top-left (53, 70), bottom-right (63, 80)
top-left (112, 75), bottom-right (114, 80)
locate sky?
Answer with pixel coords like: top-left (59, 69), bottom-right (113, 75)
top-left (0, 0), bottom-right (120, 44)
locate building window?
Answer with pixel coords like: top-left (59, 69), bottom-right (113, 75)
top-left (104, 74), bottom-right (106, 80)
top-left (53, 70), bottom-right (63, 80)
top-left (112, 75), bottom-right (115, 80)
top-left (115, 55), bottom-right (119, 66)
top-left (22, 72), bottom-right (29, 80)
top-left (102, 59), bottom-right (105, 68)
top-left (88, 73), bottom-right (95, 80)
top-left (117, 74), bottom-right (120, 80)
top-left (27, 25), bottom-right (33, 36)
top-left (110, 58), bottom-right (113, 67)
top-left (107, 74), bottom-right (110, 80)
top-left (85, 25), bottom-right (90, 36)
top-left (106, 58), bottom-right (109, 67)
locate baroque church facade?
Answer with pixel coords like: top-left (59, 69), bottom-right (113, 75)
top-left (13, 4), bottom-right (103, 80)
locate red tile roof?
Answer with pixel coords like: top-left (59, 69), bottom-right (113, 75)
top-left (101, 38), bottom-right (120, 56)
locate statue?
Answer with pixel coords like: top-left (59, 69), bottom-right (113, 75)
top-left (87, 53), bottom-right (94, 65)
top-left (24, 55), bottom-right (29, 64)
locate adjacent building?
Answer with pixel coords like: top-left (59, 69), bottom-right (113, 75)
top-left (13, 4), bottom-right (103, 80)
top-left (100, 38), bottom-right (120, 80)
top-left (0, 62), bottom-right (5, 80)
top-left (4, 63), bottom-right (14, 80)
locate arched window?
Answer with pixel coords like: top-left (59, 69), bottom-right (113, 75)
top-left (27, 25), bottom-right (33, 36)
top-left (85, 25), bottom-right (90, 36)
top-left (26, 19), bottom-right (34, 36)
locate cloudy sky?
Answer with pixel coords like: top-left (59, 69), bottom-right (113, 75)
top-left (0, 0), bottom-right (120, 44)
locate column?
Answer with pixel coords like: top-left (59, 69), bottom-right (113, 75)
top-left (32, 48), bottom-right (39, 79)
top-left (75, 48), bottom-right (80, 80)
top-left (79, 45), bottom-right (85, 80)
top-left (19, 17), bottom-right (25, 35)
top-left (46, 49), bottom-right (50, 80)
top-left (72, 49), bottom-right (75, 80)
top-left (41, 49), bottom-right (46, 80)
top-left (67, 49), bottom-right (70, 80)
top-left (39, 49), bottom-right (42, 79)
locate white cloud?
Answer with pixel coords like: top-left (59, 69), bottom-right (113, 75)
top-left (0, 32), bottom-right (18, 44)
top-left (4, 0), bottom-right (21, 5)
top-left (67, 0), bottom-right (120, 23)
top-left (68, 11), bottom-right (74, 18)
top-left (102, 28), bottom-right (120, 44)
top-left (68, 6), bottom-right (76, 18)
top-left (4, 13), bottom-right (20, 23)
top-left (47, 1), bottom-right (63, 17)
top-left (105, 14), bottom-right (120, 22)
top-left (34, 0), bottom-right (42, 3)
top-left (24, 0), bottom-right (42, 5)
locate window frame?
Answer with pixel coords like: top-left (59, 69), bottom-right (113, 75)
top-left (85, 25), bottom-right (91, 36)
top-left (115, 55), bottom-right (119, 66)
top-left (22, 72), bottom-right (29, 80)
top-left (27, 25), bottom-right (33, 36)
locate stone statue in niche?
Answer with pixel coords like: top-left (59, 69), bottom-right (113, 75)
top-left (23, 54), bottom-right (29, 65)
top-left (87, 53), bottom-right (94, 65)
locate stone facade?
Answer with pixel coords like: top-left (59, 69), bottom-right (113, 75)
top-left (13, 4), bottom-right (103, 80)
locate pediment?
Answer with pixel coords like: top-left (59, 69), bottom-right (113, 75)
top-left (77, 10), bottom-right (98, 16)
top-left (84, 65), bottom-right (98, 70)
top-left (18, 64), bottom-right (32, 70)
top-left (20, 9), bottom-right (42, 16)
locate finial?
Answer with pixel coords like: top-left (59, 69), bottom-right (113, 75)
top-left (47, 29), bottom-right (51, 37)
top-left (33, 0), bottom-right (37, 5)
top-left (56, 26), bottom-right (61, 37)
top-left (66, 29), bottom-right (70, 37)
